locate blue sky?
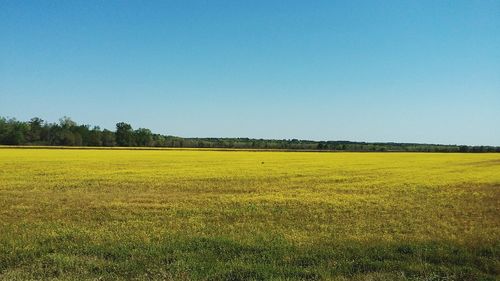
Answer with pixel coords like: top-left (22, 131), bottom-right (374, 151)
top-left (1, 0), bottom-right (499, 145)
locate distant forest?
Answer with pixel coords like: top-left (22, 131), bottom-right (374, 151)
top-left (0, 116), bottom-right (498, 152)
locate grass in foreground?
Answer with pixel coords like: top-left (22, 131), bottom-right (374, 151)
top-left (0, 149), bottom-right (499, 280)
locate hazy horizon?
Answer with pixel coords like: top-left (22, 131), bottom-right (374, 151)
top-left (1, 1), bottom-right (499, 146)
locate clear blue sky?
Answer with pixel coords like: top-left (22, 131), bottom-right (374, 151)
top-left (1, 0), bottom-right (499, 145)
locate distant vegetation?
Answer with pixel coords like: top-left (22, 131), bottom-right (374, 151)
top-left (1, 116), bottom-right (498, 152)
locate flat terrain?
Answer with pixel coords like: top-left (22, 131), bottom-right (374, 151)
top-left (0, 149), bottom-right (499, 280)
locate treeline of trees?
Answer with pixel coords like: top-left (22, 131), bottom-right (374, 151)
top-left (1, 116), bottom-right (499, 152)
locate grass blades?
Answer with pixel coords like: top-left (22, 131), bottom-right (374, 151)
top-left (0, 149), bottom-right (499, 280)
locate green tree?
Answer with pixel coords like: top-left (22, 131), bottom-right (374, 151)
top-left (134, 128), bottom-right (153, 146)
top-left (59, 116), bottom-right (76, 129)
top-left (28, 117), bottom-right (44, 143)
top-left (101, 129), bottom-right (116, 146)
top-left (116, 122), bottom-right (134, 146)
top-left (88, 126), bottom-right (102, 146)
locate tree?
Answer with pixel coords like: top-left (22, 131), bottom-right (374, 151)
top-left (72, 125), bottom-right (91, 145)
top-left (59, 116), bottom-right (76, 129)
top-left (101, 129), bottom-right (116, 146)
top-left (134, 128), bottom-right (152, 146)
top-left (51, 117), bottom-right (78, 146)
top-left (116, 122), bottom-right (134, 146)
top-left (88, 126), bottom-right (102, 146)
top-left (0, 118), bottom-right (28, 145)
top-left (1, 115), bottom-right (499, 152)
top-left (54, 129), bottom-right (76, 146)
top-left (28, 117), bottom-right (44, 143)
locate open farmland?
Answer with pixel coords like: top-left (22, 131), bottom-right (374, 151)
top-left (0, 148), bottom-right (499, 280)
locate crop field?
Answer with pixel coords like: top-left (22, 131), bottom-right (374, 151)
top-left (0, 148), bottom-right (499, 280)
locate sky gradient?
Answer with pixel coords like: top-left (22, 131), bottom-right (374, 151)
top-left (1, 0), bottom-right (499, 145)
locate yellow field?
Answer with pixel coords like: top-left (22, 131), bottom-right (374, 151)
top-left (0, 149), bottom-right (499, 280)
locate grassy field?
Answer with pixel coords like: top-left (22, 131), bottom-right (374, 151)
top-left (0, 148), bottom-right (499, 280)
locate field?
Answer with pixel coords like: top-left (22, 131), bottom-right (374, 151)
top-left (0, 148), bottom-right (499, 280)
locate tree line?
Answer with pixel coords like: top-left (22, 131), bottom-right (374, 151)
top-left (0, 116), bottom-right (498, 152)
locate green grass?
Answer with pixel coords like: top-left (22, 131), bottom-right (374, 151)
top-left (0, 148), bottom-right (499, 280)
